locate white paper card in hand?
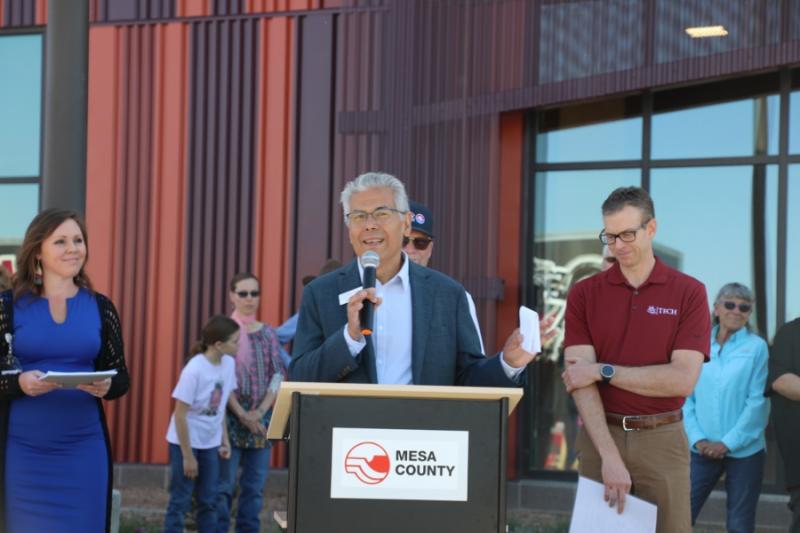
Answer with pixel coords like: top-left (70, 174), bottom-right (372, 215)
top-left (569, 476), bottom-right (657, 533)
top-left (519, 306), bottom-right (541, 354)
top-left (39, 370), bottom-right (117, 388)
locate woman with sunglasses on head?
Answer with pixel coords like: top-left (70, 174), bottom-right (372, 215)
top-left (0, 208), bottom-right (130, 532)
top-left (217, 273), bottom-right (288, 533)
top-left (683, 282), bottom-right (769, 533)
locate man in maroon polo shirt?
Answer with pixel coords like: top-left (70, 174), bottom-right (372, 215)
top-left (562, 187), bottom-right (710, 533)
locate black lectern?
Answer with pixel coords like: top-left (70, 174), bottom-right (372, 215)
top-left (266, 383), bottom-right (523, 533)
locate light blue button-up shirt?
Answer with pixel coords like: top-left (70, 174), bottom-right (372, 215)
top-left (683, 325), bottom-right (770, 458)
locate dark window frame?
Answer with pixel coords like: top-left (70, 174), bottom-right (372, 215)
top-left (520, 68), bottom-right (799, 488)
top-left (0, 28), bottom-right (46, 255)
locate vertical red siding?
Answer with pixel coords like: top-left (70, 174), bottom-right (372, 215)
top-left (87, 23), bottom-right (190, 463)
top-left (497, 111), bottom-right (524, 479)
top-left (178, 0), bottom-right (209, 17)
top-left (34, 0), bottom-right (45, 24)
top-left (252, 16), bottom-right (295, 467)
top-left (253, 16), bottom-right (294, 327)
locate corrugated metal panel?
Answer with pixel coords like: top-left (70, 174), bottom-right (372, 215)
top-left (86, 23), bottom-right (190, 463)
top-left (183, 18), bottom-right (260, 363)
top-left (2, 0), bottom-right (35, 26)
top-left (251, 16), bottom-right (296, 468)
top-left (95, 0), bottom-right (175, 23)
top-left (177, 0), bottom-right (210, 17)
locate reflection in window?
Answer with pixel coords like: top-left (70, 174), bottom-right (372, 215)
top-left (787, 166), bottom-right (800, 323)
top-left (529, 169), bottom-right (640, 472)
top-left (651, 166), bottom-right (777, 338)
top-left (652, 95), bottom-right (780, 159)
top-left (537, 99), bottom-right (642, 163)
top-left (791, 92), bottom-right (800, 154)
top-left (0, 35), bottom-right (43, 178)
top-left (0, 185), bottom-right (39, 244)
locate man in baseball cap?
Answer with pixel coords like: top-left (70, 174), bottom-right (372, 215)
top-left (403, 201), bottom-right (435, 268)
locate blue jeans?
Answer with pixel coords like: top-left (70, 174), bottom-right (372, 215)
top-left (217, 446), bottom-right (271, 533)
top-left (690, 449), bottom-right (765, 533)
top-left (164, 443), bottom-right (220, 533)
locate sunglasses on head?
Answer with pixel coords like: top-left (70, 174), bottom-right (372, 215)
top-left (721, 301), bottom-right (751, 313)
top-left (235, 290), bottom-right (260, 298)
top-left (403, 236), bottom-right (433, 251)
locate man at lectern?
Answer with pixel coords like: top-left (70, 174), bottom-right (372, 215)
top-left (289, 172), bottom-right (535, 386)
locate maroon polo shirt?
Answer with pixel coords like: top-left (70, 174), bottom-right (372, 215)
top-left (564, 257), bottom-right (710, 415)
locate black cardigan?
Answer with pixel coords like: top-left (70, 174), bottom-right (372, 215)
top-left (0, 289), bottom-right (130, 533)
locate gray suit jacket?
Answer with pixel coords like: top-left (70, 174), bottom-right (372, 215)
top-left (289, 259), bottom-right (521, 386)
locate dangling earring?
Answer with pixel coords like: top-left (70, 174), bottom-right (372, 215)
top-left (34, 259), bottom-right (43, 286)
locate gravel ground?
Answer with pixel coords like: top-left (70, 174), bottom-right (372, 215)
top-left (119, 486), bottom-right (730, 533)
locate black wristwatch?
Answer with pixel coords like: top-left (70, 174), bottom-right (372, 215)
top-left (600, 364), bottom-right (615, 384)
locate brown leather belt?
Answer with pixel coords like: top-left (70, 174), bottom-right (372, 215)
top-left (606, 409), bottom-right (683, 431)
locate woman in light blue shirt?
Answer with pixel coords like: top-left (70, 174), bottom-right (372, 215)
top-left (683, 282), bottom-right (769, 533)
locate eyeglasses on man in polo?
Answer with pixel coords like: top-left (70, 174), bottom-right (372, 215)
top-left (403, 236), bottom-right (433, 251)
top-left (345, 206), bottom-right (406, 227)
top-left (598, 221), bottom-right (650, 245)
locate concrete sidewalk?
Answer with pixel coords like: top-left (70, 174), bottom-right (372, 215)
top-left (115, 464), bottom-right (791, 532)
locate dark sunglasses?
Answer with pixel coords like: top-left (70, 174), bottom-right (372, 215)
top-left (403, 236), bottom-right (433, 251)
top-left (721, 301), bottom-right (751, 313)
top-left (235, 290), bottom-right (260, 298)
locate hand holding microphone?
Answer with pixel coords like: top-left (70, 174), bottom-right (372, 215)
top-left (346, 251), bottom-right (382, 341)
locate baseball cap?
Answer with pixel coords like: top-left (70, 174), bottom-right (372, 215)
top-left (408, 201), bottom-right (434, 238)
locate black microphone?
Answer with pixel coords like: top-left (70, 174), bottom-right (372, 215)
top-left (359, 251), bottom-right (380, 336)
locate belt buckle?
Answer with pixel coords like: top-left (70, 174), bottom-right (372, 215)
top-left (621, 416), bottom-right (639, 432)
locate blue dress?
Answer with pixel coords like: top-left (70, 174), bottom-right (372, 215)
top-left (5, 288), bottom-right (108, 532)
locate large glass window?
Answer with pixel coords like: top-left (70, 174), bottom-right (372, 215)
top-left (651, 166), bottom-right (778, 338)
top-left (527, 73), bottom-right (796, 490)
top-left (0, 33), bottom-right (43, 255)
top-left (528, 169), bottom-right (640, 472)
top-left (537, 99), bottom-right (642, 163)
top-left (652, 95), bottom-right (780, 159)
top-left (0, 34), bottom-right (42, 178)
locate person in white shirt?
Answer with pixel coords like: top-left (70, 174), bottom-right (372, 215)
top-left (164, 315), bottom-right (239, 533)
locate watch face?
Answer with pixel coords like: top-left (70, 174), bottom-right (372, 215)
top-left (601, 365), bottom-right (614, 379)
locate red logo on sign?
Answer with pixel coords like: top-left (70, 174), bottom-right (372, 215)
top-left (344, 441), bottom-right (391, 485)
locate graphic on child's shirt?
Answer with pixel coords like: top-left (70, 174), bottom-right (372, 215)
top-left (201, 381), bottom-right (224, 416)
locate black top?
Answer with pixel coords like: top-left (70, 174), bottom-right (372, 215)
top-left (0, 289), bottom-right (130, 532)
top-left (767, 317), bottom-right (800, 489)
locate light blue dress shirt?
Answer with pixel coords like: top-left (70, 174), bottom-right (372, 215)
top-left (683, 325), bottom-right (770, 458)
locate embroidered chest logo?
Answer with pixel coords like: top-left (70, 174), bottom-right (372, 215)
top-left (646, 305), bottom-right (678, 316)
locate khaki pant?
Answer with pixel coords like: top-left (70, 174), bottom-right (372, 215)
top-left (576, 420), bottom-right (691, 533)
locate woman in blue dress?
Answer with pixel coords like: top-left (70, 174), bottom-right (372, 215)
top-left (0, 208), bottom-right (130, 533)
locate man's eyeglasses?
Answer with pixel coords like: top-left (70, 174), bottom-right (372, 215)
top-left (599, 221), bottom-right (650, 245)
top-left (235, 290), bottom-right (260, 298)
top-left (403, 236), bottom-right (433, 251)
top-left (721, 301), bottom-right (752, 313)
top-left (345, 206), bottom-right (406, 226)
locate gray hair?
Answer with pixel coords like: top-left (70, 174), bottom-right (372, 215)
top-left (340, 172), bottom-right (410, 223)
top-left (714, 282), bottom-right (753, 304)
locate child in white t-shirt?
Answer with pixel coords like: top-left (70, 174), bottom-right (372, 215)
top-left (164, 315), bottom-right (240, 533)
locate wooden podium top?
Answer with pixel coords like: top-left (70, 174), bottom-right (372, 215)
top-left (265, 382), bottom-right (523, 440)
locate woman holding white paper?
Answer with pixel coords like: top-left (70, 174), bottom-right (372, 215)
top-left (217, 272), bottom-right (288, 533)
top-left (0, 208), bottom-right (130, 533)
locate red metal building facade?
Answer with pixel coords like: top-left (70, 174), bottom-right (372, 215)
top-left (2, 0), bottom-right (799, 474)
